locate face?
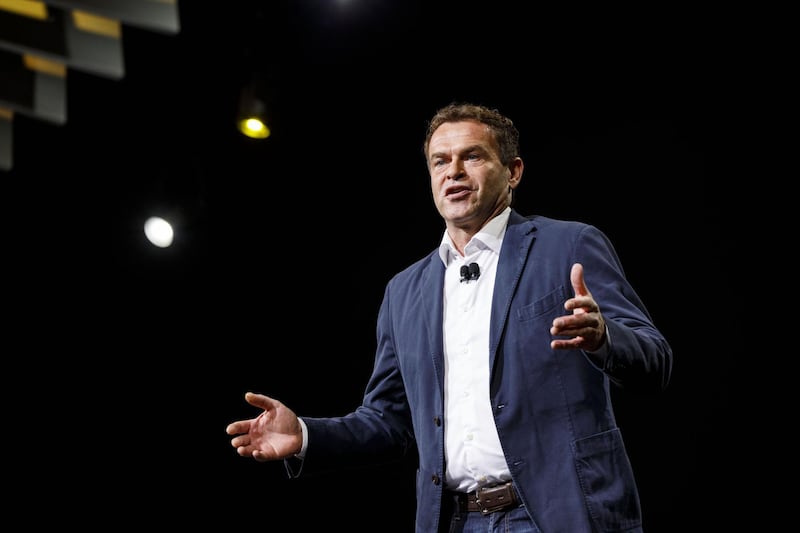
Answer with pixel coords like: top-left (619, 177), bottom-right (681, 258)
top-left (427, 120), bottom-right (520, 234)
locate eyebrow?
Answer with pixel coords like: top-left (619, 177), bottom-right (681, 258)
top-left (430, 144), bottom-right (484, 159)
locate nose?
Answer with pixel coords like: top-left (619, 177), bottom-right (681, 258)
top-left (445, 160), bottom-right (465, 180)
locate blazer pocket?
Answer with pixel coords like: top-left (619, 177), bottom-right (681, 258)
top-left (572, 428), bottom-right (642, 531)
top-left (516, 285), bottom-right (568, 321)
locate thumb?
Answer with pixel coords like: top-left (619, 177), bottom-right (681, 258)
top-left (570, 263), bottom-right (590, 298)
top-left (245, 391), bottom-right (278, 411)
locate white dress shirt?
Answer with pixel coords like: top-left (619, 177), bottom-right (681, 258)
top-left (438, 207), bottom-right (512, 493)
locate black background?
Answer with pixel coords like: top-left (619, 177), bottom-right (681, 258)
top-left (5, 2), bottom-right (734, 531)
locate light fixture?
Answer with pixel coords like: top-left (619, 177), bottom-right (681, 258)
top-left (236, 78), bottom-right (271, 139)
top-left (143, 215), bottom-right (175, 248)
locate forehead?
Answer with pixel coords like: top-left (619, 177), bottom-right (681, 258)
top-left (430, 120), bottom-right (492, 150)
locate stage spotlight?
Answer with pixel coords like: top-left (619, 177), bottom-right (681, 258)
top-left (236, 79), bottom-right (271, 139)
top-left (144, 216), bottom-right (175, 248)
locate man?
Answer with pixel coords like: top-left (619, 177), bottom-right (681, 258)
top-left (226, 102), bottom-right (672, 532)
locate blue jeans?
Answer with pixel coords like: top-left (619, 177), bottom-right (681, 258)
top-left (443, 504), bottom-right (536, 533)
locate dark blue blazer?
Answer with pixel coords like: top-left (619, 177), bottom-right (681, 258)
top-left (300, 210), bottom-right (673, 533)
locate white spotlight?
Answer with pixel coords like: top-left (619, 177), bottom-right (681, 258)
top-left (144, 216), bottom-right (175, 248)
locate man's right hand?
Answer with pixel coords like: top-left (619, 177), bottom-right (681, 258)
top-left (226, 392), bottom-right (303, 462)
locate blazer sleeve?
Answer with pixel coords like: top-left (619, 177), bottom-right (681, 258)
top-left (576, 223), bottom-right (673, 392)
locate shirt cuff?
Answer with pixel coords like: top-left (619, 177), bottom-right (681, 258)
top-left (295, 417), bottom-right (308, 460)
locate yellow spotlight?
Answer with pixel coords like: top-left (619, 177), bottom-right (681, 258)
top-left (238, 116), bottom-right (270, 139)
top-left (237, 79), bottom-right (272, 139)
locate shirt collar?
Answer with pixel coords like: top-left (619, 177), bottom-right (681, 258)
top-left (438, 207), bottom-right (511, 267)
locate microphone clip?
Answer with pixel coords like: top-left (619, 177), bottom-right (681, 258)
top-left (459, 262), bottom-right (480, 283)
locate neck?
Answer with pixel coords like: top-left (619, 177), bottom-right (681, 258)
top-left (447, 204), bottom-right (509, 255)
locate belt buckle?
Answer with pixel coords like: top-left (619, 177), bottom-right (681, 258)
top-left (475, 482), bottom-right (515, 514)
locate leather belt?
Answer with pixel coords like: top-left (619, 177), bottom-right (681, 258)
top-left (448, 482), bottom-right (519, 514)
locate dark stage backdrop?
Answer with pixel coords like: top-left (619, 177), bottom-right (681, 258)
top-left (4, 2), bottom-right (733, 531)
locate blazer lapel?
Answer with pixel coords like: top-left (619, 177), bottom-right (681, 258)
top-left (421, 253), bottom-right (447, 397)
top-left (489, 212), bottom-right (538, 368)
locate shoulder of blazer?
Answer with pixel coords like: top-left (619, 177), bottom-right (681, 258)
top-left (508, 209), bottom-right (548, 236)
top-left (509, 210), bottom-right (590, 236)
top-left (387, 248), bottom-right (441, 288)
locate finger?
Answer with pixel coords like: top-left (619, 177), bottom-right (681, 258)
top-left (565, 295), bottom-right (599, 315)
top-left (551, 336), bottom-right (585, 350)
top-left (244, 391), bottom-right (279, 411)
top-left (550, 315), bottom-right (573, 333)
top-left (225, 421), bottom-right (245, 435)
top-left (229, 434), bottom-right (249, 448)
top-left (570, 263), bottom-right (590, 299)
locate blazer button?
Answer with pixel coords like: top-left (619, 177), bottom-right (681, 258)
top-left (431, 474), bottom-right (441, 485)
top-left (433, 416), bottom-right (441, 426)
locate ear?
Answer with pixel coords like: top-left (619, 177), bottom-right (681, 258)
top-left (508, 157), bottom-right (523, 190)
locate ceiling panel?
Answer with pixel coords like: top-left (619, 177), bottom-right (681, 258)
top-left (0, 0), bottom-right (181, 171)
top-left (46, 0), bottom-right (179, 34)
